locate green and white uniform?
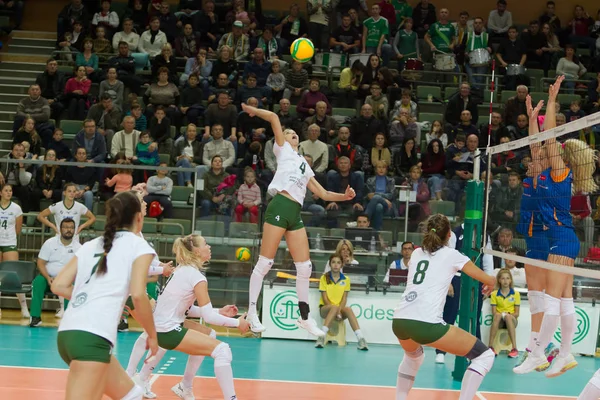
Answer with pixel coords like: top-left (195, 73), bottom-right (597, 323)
top-left (363, 16), bottom-right (389, 47)
top-left (153, 265), bottom-right (207, 350)
top-left (428, 22), bottom-right (456, 52)
top-left (49, 201), bottom-right (88, 241)
top-left (57, 232), bottom-right (155, 364)
top-left (392, 246), bottom-right (469, 344)
top-left (0, 201), bottom-right (22, 252)
top-left (392, 0), bottom-right (412, 25)
top-left (265, 141), bottom-right (314, 231)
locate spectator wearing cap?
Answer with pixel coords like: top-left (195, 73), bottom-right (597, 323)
top-left (218, 21), bottom-right (250, 61)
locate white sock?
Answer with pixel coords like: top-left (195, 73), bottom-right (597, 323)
top-left (16, 293), bottom-right (27, 310)
top-left (355, 329), bottom-right (363, 340)
top-left (322, 326), bottom-right (329, 335)
top-left (126, 332), bottom-right (148, 377)
top-left (459, 369), bottom-right (485, 400)
top-left (527, 331), bottom-right (539, 351)
top-left (578, 370), bottom-right (600, 400)
top-left (212, 343), bottom-right (236, 399)
top-left (560, 298), bottom-right (576, 358)
top-left (58, 296), bottom-right (65, 311)
top-left (532, 295), bottom-right (561, 358)
top-left (248, 256), bottom-right (273, 316)
top-left (182, 355), bottom-right (205, 389)
top-left (138, 347), bottom-right (167, 381)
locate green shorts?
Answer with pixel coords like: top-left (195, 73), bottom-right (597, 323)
top-left (125, 292), bottom-right (153, 311)
top-left (157, 325), bottom-right (188, 350)
top-left (0, 245), bottom-right (17, 253)
top-left (264, 194), bottom-right (304, 231)
top-left (392, 319), bottom-right (450, 345)
top-left (57, 330), bottom-right (112, 364)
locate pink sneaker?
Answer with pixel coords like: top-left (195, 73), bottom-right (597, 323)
top-left (508, 348), bottom-right (519, 358)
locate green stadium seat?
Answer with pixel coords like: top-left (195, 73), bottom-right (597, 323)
top-left (380, 230), bottom-right (393, 245)
top-left (229, 222), bottom-right (259, 238)
top-left (330, 228), bottom-right (345, 237)
top-left (416, 86), bottom-right (442, 102)
top-left (557, 94), bottom-right (582, 108)
top-left (159, 153), bottom-right (170, 165)
top-left (502, 90), bottom-right (516, 101)
top-left (0, 260), bottom-right (36, 287)
top-left (430, 200), bottom-right (456, 218)
top-left (195, 220), bottom-right (225, 237)
top-left (525, 69), bottom-right (544, 91)
top-left (171, 186), bottom-right (193, 206)
top-left (60, 120), bottom-right (82, 138)
top-left (306, 227), bottom-right (327, 240)
top-left (419, 112), bottom-right (444, 124)
top-left (444, 87), bottom-right (459, 100)
top-left (94, 217), bottom-right (106, 231)
top-left (332, 108), bottom-right (357, 118)
top-left (161, 219), bottom-right (191, 235)
top-left (530, 92), bottom-right (546, 105)
top-left (142, 217), bottom-right (158, 234)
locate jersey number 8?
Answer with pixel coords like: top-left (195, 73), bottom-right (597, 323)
top-left (412, 260), bottom-right (429, 285)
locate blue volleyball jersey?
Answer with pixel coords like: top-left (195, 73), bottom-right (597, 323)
top-left (537, 167), bottom-right (573, 229)
top-left (516, 176), bottom-right (543, 236)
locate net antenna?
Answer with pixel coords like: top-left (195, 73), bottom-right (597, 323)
top-left (481, 60), bottom-right (497, 252)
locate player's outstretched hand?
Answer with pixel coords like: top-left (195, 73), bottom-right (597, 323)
top-left (344, 185), bottom-right (356, 200)
top-left (238, 313), bottom-right (250, 333)
top-left (549, 75), bottom-right (565, 100)
top-left (145, 336), bottom-right (159, 362)
top-left (526, 95), bottom-right (544, 121)
top-left (241, 103), bottom-right (256, 117)
top-left (220, 305), bottom-right (239, 317)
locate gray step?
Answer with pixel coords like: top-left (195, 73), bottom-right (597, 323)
top-left (0, 76), bottom-right (34, 85)
top-left (10, 38), bottom-right (56, 48)
top-left (0, 69), bottom-right (40, 80)
top-left (0, 121), bottom-right (14, 131)
top-left (0, 84), bottom-right (30, 94)
top-left (6, 45), bottom-right (54, 56)
top-left (0, 93), bottom-right (28, 103)
top-left (0, 111), bottom-right (17, 121)
top-left (0, 139), bottom-right (13, 150)
top-left (0, 62), bottom-right (46, 72)
top-left (0, 102), bottom-right (18, 112)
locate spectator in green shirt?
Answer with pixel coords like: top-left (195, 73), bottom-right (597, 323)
top-left (361, 4), bottom-right (393, 66)
top-left (392, 17), bottom-right (419, 70)
top-left (391, 0), bottom-right (412, 29)
top-left (425, 8), bottom-right (459, 72)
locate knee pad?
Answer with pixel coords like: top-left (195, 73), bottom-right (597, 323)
top-left (398, 346), bottom-right (425, 379)
top-left (544, 294), bottom-right (561, 316)
top-left (209, 329), bottom-right (217, 339)
top-left (468, 348), bottom-right (495, 377)
top-left (295, 261), bottom-right (312, 279)
top-left (528, 291), bottom-right (545, 315)
top-left (465, 339), bottom-right (489, 361)
top-left (253, 256), bottom-right (274, 277)
top-left (121, 384), bottom-right (143, 400)
top-left (211, 342), bottom-right (232, 368)
top-left (560, 298), bottom-right (575, 316)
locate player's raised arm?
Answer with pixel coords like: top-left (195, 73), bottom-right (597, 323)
top-left (241, 103), bottom-right (285, 147)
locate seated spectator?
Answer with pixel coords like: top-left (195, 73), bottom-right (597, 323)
top-left (330, 127), bottom-right (363, 172)
top-left (199, 155), bottom-right (234, 217)
top-left (488, 268), bottom-right (520, 358)
top-left (13, 117), bottom-right (42, 158)
top-left (425, 120), bottom-right (448, 148)
top-left (139, 16), bottom-right (168, 57)
top-left (300, 124), bottom-right (329, 174)
top-left (180, 49), bottom-right (213, 89)
top-left (243, 47), bottom-right (271, 87)
top-left (365, 83), bottom-right (388, 121)
top-left (87, 94), bottom-right (123, 153)
top-left (364, 160), bottom-right (395, 230)
top-left (565, 99), bottom-right (586, 122)
top-left (297, 79), bottom-right (331, 120)
top-left (411, 0), bottom-right (435, 39)
top-left (92, 0), bottom-right (120, 39)
top-left (301, 155), bottom-right (326, 226)
top-left (13, 84), bottom-right (54, 147)
top-left (211, 45), bottom-right (239, 85)
top-left (317, 253), bottom-right (368, 349)
top-left (123, 0), bottom-right (148, 34)
top-left (255, 26), bottom-right (283, 62)
top-left (204, 92), bottom-right (238, 143)
top-left (208, 73), bottom-right (236, 105)
top-left (76, 39), bottom-right (103, 84)
top-left (568, 5), bottom-right (596, 58)
top-left (400, 165), bottom-right (431, 230)
top-left (389, 88), bottom-right (417, 120)
top-left (365, 132), bottom-right (390, 175)
top-left (218, 21), bottom-right (250, 62)
top-left (488, 171), bottom-right (522, 228)
top-left (180, 74), bottom-right (206, 127)
top-left (444, 82), bottom-right (479, 128)
top-left (522, 20), bottom-right (549, 71)
top-left (496, 26), bottom-right (528, 90)
top-left (511, 114), bottom-right (528, 140)
top-left (389, 108), bottom-right (417, 152)
top-left (503, 85), bottom-right (528, 128)
top-left (393, 137), bottom-right (420, 179)
top-left (452, 110), bottom-right (480, 141)
top-left (196, 0), bottom-right (220, 51)
top-left (384, 241), bottom-right (413, 284)
top-left (283, 60), bottom-right (309, 101)
top-left (144, 67), bottom-right (182, 130)
top-left (330, 13), bottom-right (361, 54)
top-left (48, 129), bottom-right (72, 161)
top-left (361, 4), bottom-right (392, 66)
top-left (491, 136), bottom-right (518, 175)
top-left (152, 43), bottom-right (178, 84)
top-left (235, 167), bottom-right (261, 223)
top-left (325, 156), bottom-right (365, 224)
top-left (324, 239), bottom-right (359, 273)
top-left (112, 116), bottom-right (142, 160)
top-left (351, 104), bottom-right (386, 151)
top-left (93, 26), bottom-right (112, 55)
top-left (73, 119), bottom-right (108, 163)
top-left (57, 1), bottom-right (91, 45)
top-left (337, 60), bottom-right (363, 108)
top-left (28, 218), bottom-right (80, 327)
top-left (276, 98), bottom-right (300, 132)
top-left (237, 74), bottom-right (271, 108)
top-left (572, 190), bottom-right (595, 252)
top-left (36, 59), bottom-right (66, 121)
top-left (64, 66), bottom-right (92, 120)
top-left (421, 138), bottom-right (446, 201)
top-left (275, 4), bottom-right (308, 53)
top-left (128, 103), bottom-right (147, 132)
top-left (493, 227), bottom-right (525, 269)
top-left (236, 97), bottom-right (270, 156)
top-left (133, 130), bottom-right (159, 180)
top-left (202, 124), bottom-right (236, 178)
top-left (157, 1), bottom-right (179, 42)
top-left (105, 160), bottom-right (134, 193)
top-left (497, 248), bottom-right (526, 288)
top-left (108, 42), bottom-right (144, 94)
top-left (302, 101), bottom-right (338, 143)
top-left (34, 149), bottom-right (63, 204)
top-left (266, 61), bottom-right (285, 104)
top-left (359, 54), bottom-right (381, 98)
top-left (446, 134), bottom-right (484, 215)
top-left (148, 105), bottom-right (172, 152)
top-left (175, 23), bottom-right (202, 59)
top-left (64, 147), bottom-right (98, 210)
top-left (172, 124), bottom-right (202, 187)
top-left (487, 0), bottom-right (512, 41)
top-left (99, 68), bottom-right (124, 111)
top-left (588, 72), bottom-right (600, 112)
top-left (112, 18), bottom-right (140, 52)
top-left (482, 112), bottom-right (511, 146)
top-left (556, 44), bottom-right (587, 94)
top-left (144, 162), bottom-right (174, 219)
top-left (0, 143), bottom-right (37, 212)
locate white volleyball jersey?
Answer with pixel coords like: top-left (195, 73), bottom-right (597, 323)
top-left (267, 141), bottom-right (315, 205)
top-left (393, 247), bottom-right (470, 324)
top-left (38, 236), bottom-right (82, 277)
top-left (0, 202), bottom-right (22, 246)
top-left (49, 201), bottom-right (88, 239)
top-left (153, 265), bottom-right (207, 332)
top-left (58, 232), bottom-right (156, 345)
top-left (139, 232), bottom-right (160, 270)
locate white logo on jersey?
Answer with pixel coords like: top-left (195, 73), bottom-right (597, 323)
top-left (72, 292), bottom-right (88, 308)
top-left (275, 215), bottom-right (280, 221)
top-left (405, 291), bottom-right (418, 302)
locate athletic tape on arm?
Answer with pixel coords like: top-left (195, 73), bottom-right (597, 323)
top-left (487, 111), bottom-right (600, 155)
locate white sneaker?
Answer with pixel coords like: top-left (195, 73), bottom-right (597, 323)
top-left (296, 317), bottom-right (325, 337)
top-left (545, 354), bottom-right (578, 378)
top-left (435, 353), bottom-right (445, 364)
top-left (248, 313), bottom-right (266, 333)
top-left (315, 335), bottom-right (325, 348)
top-left (171, 382), bottom-right (195, 400)
top-left (132, 374), bottom-right (157, 399)
top-left (55, 308), bottom-right (64, 319)
top-left (512, 353), bottom-right (549, 374)
top-left (21, 308), bottom-right (30, 319)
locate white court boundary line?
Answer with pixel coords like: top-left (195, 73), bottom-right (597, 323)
top-left (476, 392), bottom-right (488, 400)
top-left (0, 365), bottom-right (579, 398)
top-left (487, 111), bottom-right (600, 155)
top-left (483, 249), bottom-right (600, 279)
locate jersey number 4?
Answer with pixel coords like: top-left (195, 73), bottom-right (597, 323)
top-left (412, 260), bottom-right (429, 285)
top-left (0, 220), bottom-right (7, 229)
top-left (299, 162), bottom-right (306, 175)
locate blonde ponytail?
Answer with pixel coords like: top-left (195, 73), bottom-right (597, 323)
top-left (563, 139), bottom-right (598, 194)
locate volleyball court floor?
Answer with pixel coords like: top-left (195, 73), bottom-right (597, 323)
top-left (0, 324), bottom-right (596, 399)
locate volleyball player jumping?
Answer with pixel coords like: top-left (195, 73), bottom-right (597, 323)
top-left (240, 103), bottom-right (356, 336)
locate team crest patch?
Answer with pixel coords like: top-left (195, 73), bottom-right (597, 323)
top-left (405, 291), bottom-right (417, 302)
top-left (71, 292), bottom-right (88, 308)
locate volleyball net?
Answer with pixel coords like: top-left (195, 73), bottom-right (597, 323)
top-left (480, 109), bottom-right (600, 279)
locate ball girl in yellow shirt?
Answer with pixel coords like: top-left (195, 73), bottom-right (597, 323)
top-left (488, 268), bottom-right (521, 358)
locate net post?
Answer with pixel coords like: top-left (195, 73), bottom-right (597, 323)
top-left (452, 179), bottom-right (484, 381)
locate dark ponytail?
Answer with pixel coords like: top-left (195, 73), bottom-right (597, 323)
top-left (97, 191), bottom-right (142, 276)
top-left (421, 214), bottom-right (451, 254)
